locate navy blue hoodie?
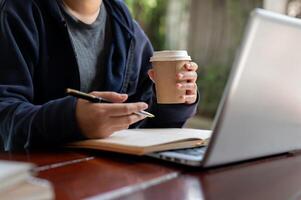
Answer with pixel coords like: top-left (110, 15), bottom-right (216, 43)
top-left (0, 0), bottom-right (197, 151)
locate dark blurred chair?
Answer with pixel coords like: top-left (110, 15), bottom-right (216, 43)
top-left (0, 137), bottom-right (3, 151)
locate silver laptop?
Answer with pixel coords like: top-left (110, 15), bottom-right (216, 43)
top-left (149, 8), bottom-right (301, 167)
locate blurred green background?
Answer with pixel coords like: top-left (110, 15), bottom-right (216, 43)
top-left (124, 0), bottom-right (269, 129)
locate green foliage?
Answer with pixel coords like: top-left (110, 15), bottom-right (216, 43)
top-left (125, 0), bottom-right (158, 13)
top-left (198, 65), bottom-right (231, 118)
top-left (124, 0), bottom-right (168, 50)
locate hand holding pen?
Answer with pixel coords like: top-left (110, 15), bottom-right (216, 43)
top-left (67, 88), bottom-right (154, 118)
top-left (67, 89), bottom-right (154, 139)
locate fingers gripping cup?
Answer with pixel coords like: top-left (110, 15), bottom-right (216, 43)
top-left (150, 51), bottom-right (191, 104)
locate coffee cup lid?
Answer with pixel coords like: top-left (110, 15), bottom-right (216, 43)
top-left (150, 50), bottom-right (191, 62)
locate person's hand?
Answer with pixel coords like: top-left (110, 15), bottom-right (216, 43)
top-left (148, 62), bottom-right (198, 104)
top-left (76, 92), bottom-right (148, 139)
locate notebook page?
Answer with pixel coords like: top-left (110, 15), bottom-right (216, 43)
top-left (91, 129), bottom-right (212, 147)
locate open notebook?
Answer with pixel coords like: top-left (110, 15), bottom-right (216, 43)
top-left (1, 177), bottom-right (54, 200)
top-left (68, 128), bottom-right (211, 155)
top-left (0, 161), bottom-right (33, 192)
top-left (0, 161), bottom-right (54, 200)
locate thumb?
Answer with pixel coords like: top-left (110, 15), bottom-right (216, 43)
top-left (148, 69), bottom-right (155, 83)
top-left (90, 92), bottom-right (128, 103)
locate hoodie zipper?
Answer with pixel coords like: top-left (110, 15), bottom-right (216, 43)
top-left (120, 38), bottom-right (135, 94)
top-left (62, 21), bottom-right (81, 90)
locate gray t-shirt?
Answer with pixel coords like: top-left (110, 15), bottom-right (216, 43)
top-left (60, 2), bottom-right (110, 92)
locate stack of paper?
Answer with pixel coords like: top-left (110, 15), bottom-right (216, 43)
top-left (0, 160), bottom-right (54, 200)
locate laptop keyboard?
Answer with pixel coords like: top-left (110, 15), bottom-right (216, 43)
top-left (170, 146), bottom-right (207, 156)
top-left (148, 146), bottom-right (208, 166)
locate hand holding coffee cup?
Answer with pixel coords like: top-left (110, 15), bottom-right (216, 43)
top-left (148, 51), bottom-right (198, 104)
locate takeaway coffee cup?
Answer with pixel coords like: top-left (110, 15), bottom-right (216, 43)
top-left (150, 50), bottom-right (191, 104)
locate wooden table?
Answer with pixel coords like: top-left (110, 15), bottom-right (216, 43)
top-left (123, 153), bottom-right (301, 200)
top-left (1, 149), bottom-right (301, 200)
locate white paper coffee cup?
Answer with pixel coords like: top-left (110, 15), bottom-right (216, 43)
top-left (150, 51), bottom-right (191, 104)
